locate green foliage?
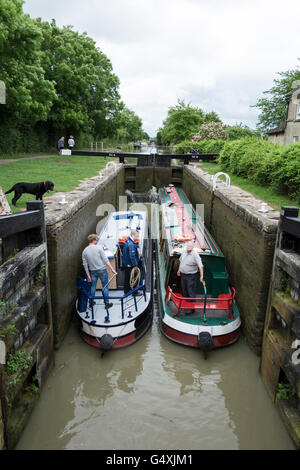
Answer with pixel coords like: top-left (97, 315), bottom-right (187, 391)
top-left (176, 139), bottom-right (226, 154)
top-left (217, 137), bottom-right (300, 202)
top-left (0, 0), bottom-right (57, 126)
top-left (158, 100), bottom-right (220, 145)
top-left (25, 383), bottom-right (39, 395)
top-left (0, 3), bottom-right (147, 153)
top-left (226, 123), bottom-right (261, 140)
top-left (252, 62), bottom-right (300, 133)
top-left (35, 263), bottom-right (46, 285)
top-left (113, 105), bottom-right (145, 142)
top-left (277, 382), bottom-right (294, 400)
top-left (0, 122), bottom-right (50, 155)
top-left (0, 156), bottom-right (108, 212)
top-left (5, 349), bottom-right (32, 377)
top-left (271, 143), bottom-right (300, 200)
top-left (0, 320), bottom-right (17, 339)
top-left (219, 137), bottom-right (284, 183)
top-left (277, 266), bottom-right (290, 294)
top-left (36, 19), bottom-right (121, 138)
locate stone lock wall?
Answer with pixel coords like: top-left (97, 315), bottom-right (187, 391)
top-left (182, 166), bottom-right (280, 354)
top-left (0, 202), bottom-right (54, 450)
top-left (260, 207), bottom-right (300, 448)
top-left (124, 164), bottom-right (183, 193)
top-left (44, 164), bottom-right (125, 349)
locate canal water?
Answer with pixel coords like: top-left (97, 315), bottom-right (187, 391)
top-left (16, 300), bottom-right (295, 450)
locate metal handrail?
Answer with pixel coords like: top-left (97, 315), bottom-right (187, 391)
top-left (166, 286), bottom-right (235, 319)
top-left (89, 280), bottom-right (146, 321)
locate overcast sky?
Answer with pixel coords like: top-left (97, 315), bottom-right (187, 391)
top-left (23, 0), bottom-right (300, 137)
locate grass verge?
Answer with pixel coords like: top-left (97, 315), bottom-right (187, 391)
top-left (0, 152), bottom-right (57, 160)
top-left (196, 161), bottom-right (298, 210)
top-left (0, 155), bottom-right (109, 213)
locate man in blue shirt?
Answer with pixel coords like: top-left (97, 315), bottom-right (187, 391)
top-left (122, 229), bottom-right (142, 294)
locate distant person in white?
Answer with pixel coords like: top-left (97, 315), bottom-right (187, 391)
top-left (177, 240), bottom-right (204, 311)
top-left (82, 234), bottom-right (117, 309)
top-left (68, 136), bottom-right (75, 150)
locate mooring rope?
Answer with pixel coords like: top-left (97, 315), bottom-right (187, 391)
top-left (130, 266), bottom-right (140, 289)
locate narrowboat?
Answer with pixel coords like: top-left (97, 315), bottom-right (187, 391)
top-left (76, 210), bottom-right (153, 351)
top-left (155, 185), bottom-right (241, 356)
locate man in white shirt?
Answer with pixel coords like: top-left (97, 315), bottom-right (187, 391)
top-left (68, 136), bottom-right (75, 150)
top-left (177, 241), bottom-right (204, 309)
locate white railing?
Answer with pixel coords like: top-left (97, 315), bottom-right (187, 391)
top-left (212, 172), bottom-right (230, 191)
top-left (91, 141), bottom-right (104, 151)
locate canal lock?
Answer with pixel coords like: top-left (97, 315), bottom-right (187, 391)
top-left (0, 161), bottom-right (299, 449)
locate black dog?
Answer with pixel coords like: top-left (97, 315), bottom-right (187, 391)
top-left (5, 181), bottom-right (54, 206)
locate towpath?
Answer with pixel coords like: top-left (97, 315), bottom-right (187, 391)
top-left (0, 155), bottom-right (57, 164)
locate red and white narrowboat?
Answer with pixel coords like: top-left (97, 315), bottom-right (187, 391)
top-left (76, 210), bottom-right (153, 351)
top-left (155, 185), bottom-right (241, 357)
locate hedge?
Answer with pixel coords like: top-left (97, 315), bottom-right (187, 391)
top-left (218, 138), bottom-right (300, 202)
top-left (218, 138), bottom-right (284, 184)
top-left (272, 143), bottom-right (300, 200)
top-left (176, 139), bottom-right (226, 155)
top-left (0, 121), bottom-right (95, 156)
top-left (176, 137), bottom-right (300, 203)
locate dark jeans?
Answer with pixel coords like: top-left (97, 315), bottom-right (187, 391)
top-left (90, 268), bottom-right (109, 304)
top-left (124, 267), bottom-right (134, 294)
top-left (124, 259), bottom-right (144, 294)
top-left (181, 273), bottom-right (197, 299)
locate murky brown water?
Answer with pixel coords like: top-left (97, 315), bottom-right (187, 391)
top-left (16, 304), bottom-right (295, 450)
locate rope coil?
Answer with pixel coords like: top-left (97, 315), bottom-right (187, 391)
top-left (130, 267), bottom-right (140, 289)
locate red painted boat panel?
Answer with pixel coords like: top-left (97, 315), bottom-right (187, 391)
top-left (81, 330), bottom-right (138, 350)
top-left (163, 323), bottom-right (240, 349)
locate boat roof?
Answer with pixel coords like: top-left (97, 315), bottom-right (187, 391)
top-left (97, 210), bottom-right (147, 257)
top-left (159, 185), bottom-right (223, 257)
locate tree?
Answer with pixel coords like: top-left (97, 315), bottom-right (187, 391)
top-left (253, 62), bottom-right (300, 133)
top-left (158, 100), bottom-right (220, 145)
top-left (0, 2), bottom-right (146, 152)
top-left (196, 121), bottom-right (228, 141)
top-left (0, 0), bottom-right (56, 126)
top-left (113, 105), bottom-right (145, 142)
top-left (36, 19), bottom-right (121, 138)
top-left (226, 123), bottom-right (261, 140)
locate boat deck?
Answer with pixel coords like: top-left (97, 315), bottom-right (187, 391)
top-left (77, 289), bottom-right (151, 326)
top-left (167, 300), bottom-right (229, 319)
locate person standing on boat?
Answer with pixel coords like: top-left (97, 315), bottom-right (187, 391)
top-left (122, 229), bottom-right (142, 294)
top-left (82, 234), bottom-right (117, 309)
top-left (177, 240), bottom-right (204, 303)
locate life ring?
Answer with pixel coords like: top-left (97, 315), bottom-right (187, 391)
top-left (174, 235), bottom-right (191, 242)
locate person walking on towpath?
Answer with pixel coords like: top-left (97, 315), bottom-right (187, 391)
top-left (122, 229), bottom-right (143, 295)
top-left (57, 137), bottom-right (64, 153)
top-left (82, 234), bottom-right (117, 309)
top-left (177, 240), bottom-right (204, 313)
top-left (68, 135), bottom-right (75, 150)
